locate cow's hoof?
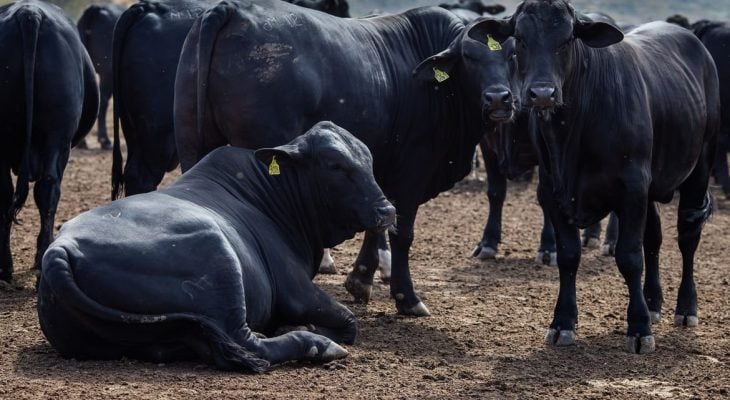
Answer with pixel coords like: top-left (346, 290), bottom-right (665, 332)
top-left (601, 243), bottom-right (616, 257)
top-left (321, 342), bottom-right (349, 362)
top-left (397, 301), bottom-right (431, 317)
top-left (318, 252), bottom-right (337, 274)
top-left (545, 329), bottom-right (576, 346)
top-left (650, 312), bottom-right (662, 324)
top-left (344, 273), bottom-right (372, 303)
top-left (378, 249), bottom-right (391, 283)
top-left (674, 314), bottom-right (699, 328)
top-left (625, 335), bottom-right (655, 354)
top-left (536, 251), bottom-right (557, 266)
top-left (99, 139), bottom-right (113, 150)
top-left (584, 237), bottom-right (600, 249)
top-left (472, 245), bottom-right (497, 260)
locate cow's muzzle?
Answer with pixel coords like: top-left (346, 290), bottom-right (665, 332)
top-left (527, 85), bottom-right (557, 109)
top-left (375, 203), bottom-right (396, 231)
top-left (482, 87), bottom-right (515, 123)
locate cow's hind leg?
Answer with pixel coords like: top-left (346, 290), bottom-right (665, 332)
top-left (33, 150), bottom-right (69, 274)
top-left (582, 221), bottom-right (601, 249)
top-left (96, 77), bottom-right (113, 150)
top-left (602, 213), bottom-right (619, 256)
top-left (615, 191), bottom-right (655, 354)
top-left (643, 202), bottom-right (663, 324)
top-left (0, 164), bottom-right (13, 283)
top-left (674, 158), bottom-right (713, 328)
top-left (472, 143), bottom-right (506, 260)
top-left (712, 132), bottom-right (730, 198)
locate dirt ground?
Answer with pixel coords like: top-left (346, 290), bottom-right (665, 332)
top-left (1, 135), bottom-right (729, 399)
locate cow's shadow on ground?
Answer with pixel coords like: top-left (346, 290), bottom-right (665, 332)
top-left (0, 284), bottom-right (35, 313)
top-left (468, 328), bottom-right (702, 393)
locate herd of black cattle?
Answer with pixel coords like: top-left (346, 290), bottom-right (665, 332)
top-left (0, 0), bottom-right (728, 371)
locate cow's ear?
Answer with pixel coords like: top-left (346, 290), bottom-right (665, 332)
top-left (575, 13), bottom-right (623, 48)
top-left (255, 144), bottom-right (304, 171)
top-left (467, 17), bottom-right (513, 44)
top-left (480, 4), bottom-right (506, 16)
top-left (413, 47), bottom-right (458, 82)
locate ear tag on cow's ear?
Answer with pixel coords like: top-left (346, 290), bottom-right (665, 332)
top-left (269, 156), bottom-right (281, 176)
top-left (433, 67), bottom-right (450, 83)
top-left (487, 35), bottom-right (502, 51)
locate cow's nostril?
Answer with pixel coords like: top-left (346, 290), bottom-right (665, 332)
top-left (484, 91), bottom-right (512, 106)
top-left (529, 86), bottom-right (557, 106)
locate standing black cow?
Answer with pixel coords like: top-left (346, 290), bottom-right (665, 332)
top-left (39, 122), bottom-right (395, 371)
top-left (482, 0), bottom-right (719, 353)
top-left (76, 3), bottom-right (124, 150)
top-left (667, 15), bottom-right (730, 199)
top-left (285, 0), bottom-right (350, 17)
top-left (175, 1), bottom-right (520, 316)
top-left (0, 0), bottom-right (98, 283)
top-left (111, 0), bottom-right (215, 199)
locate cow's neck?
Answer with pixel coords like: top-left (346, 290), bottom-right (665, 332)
top-left (255, 167), bottom-right (328, 271)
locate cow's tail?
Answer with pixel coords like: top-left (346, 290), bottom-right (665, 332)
top-left (111, 4), bottom-right (147, 200)
top-left (41, 246), bottom-right (270, 373)
top-left (11, 7), bottom-right (41, 223)
top-left (193, 2), bottom-right (234, 165)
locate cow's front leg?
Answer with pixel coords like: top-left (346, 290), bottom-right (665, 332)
top-left (345, 230), bottom-right (385, 303)
top-left (472, 142), bottom-right (506, 260)
top-left (277, 283), bottom-right (358, 345)
top-left (388, 207), bottom-right (429, 316)
top-left (543, 208), bottom-right (581, 346)
top-left (615, 194), bottom-right (654, 354)
top-left (0, 164), bottom-right (13, 283)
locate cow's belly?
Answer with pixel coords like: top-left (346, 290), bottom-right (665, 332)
top-left (55, 194), bottom-right (274, 332)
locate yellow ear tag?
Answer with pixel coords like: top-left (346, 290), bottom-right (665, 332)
top-left (268, 155), bottom-right (280, 176)
top-left (487, 35), bottom-right (502, 51)
top-left (433, 67), bottom-right (450, 83)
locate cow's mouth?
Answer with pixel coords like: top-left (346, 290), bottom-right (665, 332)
top-left (483, 107), bottom-right (515, 124)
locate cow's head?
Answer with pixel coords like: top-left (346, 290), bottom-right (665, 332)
top-left (666, 14), bottom-right (691, 29)
top-left (477, 0), bottom-right (623, 119)
top-left (255, 122), bottom-right (395, 246)
top-left (414, 18), bottom-right (521, 125)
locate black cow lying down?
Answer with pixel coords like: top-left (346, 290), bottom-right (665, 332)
top-left (38, 122), bottom-right (395, 371)
top-left (0, 0), bottom-right (98, 283)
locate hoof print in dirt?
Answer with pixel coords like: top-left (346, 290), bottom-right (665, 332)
top-left (545, 329), bottom-right (576, 346)
top-left (674, 314), bottom-right (699, 327)
top-left (625, 335), bottom-right (656, 354)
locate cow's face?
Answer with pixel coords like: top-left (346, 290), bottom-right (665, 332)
top-left (478, 0), bottom-right (623, 119)
top-left (256, 122), bottom-right (395, 244)
top-left (414, 18), bottom-right (521, 125)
